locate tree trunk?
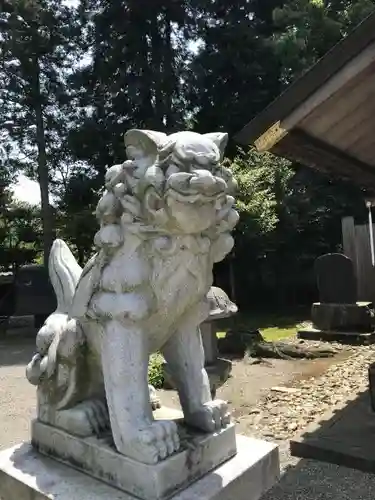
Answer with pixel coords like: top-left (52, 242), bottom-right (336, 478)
top-left (149, 13), bottom-right (165, 129)
top-left (33, 60), bottom-right (54, 268)
top-left (164, 7), bottom-right (173, 130)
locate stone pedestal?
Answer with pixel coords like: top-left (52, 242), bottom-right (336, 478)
top-left (311, 301), bottom-right (374, 331)
top-left (0, 435), bottom-right (279, 500)
top-left (30, 419), bottom-right (237, 500)
top-left (298, 301), bottom-right (375, 342)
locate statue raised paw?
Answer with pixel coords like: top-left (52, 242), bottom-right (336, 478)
top-left (26, 129), bottom-right (239, 465)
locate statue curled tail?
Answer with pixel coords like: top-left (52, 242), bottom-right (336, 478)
top-left (26, 239), bottom-right (85, 409)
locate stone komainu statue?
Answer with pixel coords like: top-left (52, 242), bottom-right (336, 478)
top-left (26, 130), bottom-right (239, 465)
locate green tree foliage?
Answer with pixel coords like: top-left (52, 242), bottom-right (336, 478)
top-left (226, 149), bottom-right (292, 305)
top-left (69, 0), bottom-right (197, 180)
top-left (0, 198), bottom-right (43, 271)
top-left (273, 0), bottom-right (375, 84)
top-left (3, 0), bottom-right (374, 308)
top-left (62, 1), bottom-right (200, 259)
top-left (56, 171), bottom-right (98, 266)
top-left (228, 149), bottom-right (292, 240)
top-left (0, 0), bottom-right (81, 265)
top-left (227, 149), bottom-right (367, 306)
top-left (187, 0), bottom-right (283, 139)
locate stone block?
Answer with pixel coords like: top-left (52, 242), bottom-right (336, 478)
top-left (0, 435), bottom-right (279, 500)
top-left (30, 419), bottom-right (237, 500)
top-left (298, 327), bottom-right (375, 344)
top-left (311, 302), bottom-right (374, 332)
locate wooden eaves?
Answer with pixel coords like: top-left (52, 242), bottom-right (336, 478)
top-left (235, 10), bottom-right (375, 191)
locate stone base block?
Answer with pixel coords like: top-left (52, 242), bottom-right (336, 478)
top-left (311, 302), bottom-right (374, 332)
top-left (0, 435), bottom-right (279, 500)
top-left (30, 419), bottom-right (237, 500)
top-left (298, 327), bottom-right (375, 344)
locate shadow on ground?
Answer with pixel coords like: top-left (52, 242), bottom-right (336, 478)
top-left (262, 456), bottom-right (375, 500)
top-left (262, 388), bottom-right (375, 499)
top-left (289, 389), bottom-right (375, 472)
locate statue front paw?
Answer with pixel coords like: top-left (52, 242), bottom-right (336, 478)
top-left (184, 400), bottom-right (231, 433)
top-left (55, 399), bottom-right (109, 437)
top-left (116, 420), bottom-right (180, 464)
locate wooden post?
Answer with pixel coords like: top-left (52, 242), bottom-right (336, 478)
top-left (342, 216), bottom-right (357, 265)
top-left (342, 216), bottom-right (359, 297)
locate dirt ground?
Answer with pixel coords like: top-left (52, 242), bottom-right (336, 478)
top-left (159, 352), bottom-right (350, 434)
top-left (0, 332), bottom-right (349, 451)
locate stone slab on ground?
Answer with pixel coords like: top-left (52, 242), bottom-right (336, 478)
top-left (298, 327), bottom-right (375, 344)
top-left (290, 389), bottom-right (375, 472)
top-left (311, 302), bottom-right (374, 331)
top-left (0, 435), bottom-right (279, 500)
top-left (31, 419), bottom-right (237, 500)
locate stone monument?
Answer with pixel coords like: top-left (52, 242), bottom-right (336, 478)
top-left (0, 130), bottom-right (279, 500)
top-left (299, 253), bottom-right (375, 341)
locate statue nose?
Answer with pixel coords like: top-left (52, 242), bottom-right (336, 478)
top-left (190, 170), bottom-right (226, 194)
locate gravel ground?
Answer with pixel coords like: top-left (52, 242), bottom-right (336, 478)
top-left (259, 341), bottom-right (375, 500)
top-left (239, 340), bottom-right (374, 442)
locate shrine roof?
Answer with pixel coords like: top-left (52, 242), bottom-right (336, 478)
top-left (235, 10), bottom-right (375, 191)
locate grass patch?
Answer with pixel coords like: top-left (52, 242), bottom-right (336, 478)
top-left (261, 325), bottom-right (299, 341)
top-left (148, 353), bottom-right (165, 389)
top-left (216, 310), bottom-right (308, 342)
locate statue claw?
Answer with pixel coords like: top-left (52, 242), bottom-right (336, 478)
top-left (184, 400), bottom-right (230, 433)
top-left (116, 420), bottom-right (180, 465)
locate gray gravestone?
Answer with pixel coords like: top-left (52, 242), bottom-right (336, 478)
top-left (315, 253), bottom-right (357, 304)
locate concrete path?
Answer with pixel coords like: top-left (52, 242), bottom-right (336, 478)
top-left (0, 336), bottom-right (36, 451)
top-left (263, 443), bottom-right (375, 500)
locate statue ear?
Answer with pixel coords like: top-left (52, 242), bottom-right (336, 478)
top-left (203, 132), bottom-right (228, 160)
top-left (124, 130), bottom-right (168, 161)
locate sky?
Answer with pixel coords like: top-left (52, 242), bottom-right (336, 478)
top-left (11, 174), bottom-right (41, 206)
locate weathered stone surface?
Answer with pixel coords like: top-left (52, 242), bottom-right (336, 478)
top-left (0, 436), bottom-right (279, 500)
top-left (311, 302), bottom-right (374, 332)
top-left (31, 419), bottom-right (237, 500)
top-left (25, 130), bottom-right (239, 466)
top-left (298, 327), bottom-right (375, 343)
top-left (206, 286), bottom-right (238, 320)
top-left (201, 322), bottom-right (219, 364)
top-left (315, 253), bottom-right (357, 304)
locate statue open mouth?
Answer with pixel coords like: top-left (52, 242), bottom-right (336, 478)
top-left (166, 171), bottom-right (228, 203)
